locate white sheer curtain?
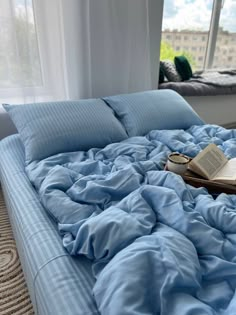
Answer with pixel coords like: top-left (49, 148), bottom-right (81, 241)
top-left (0, 0), bottom-right (67, 104)
top-left (71, 0), bottom-right (153, 98)
top-left (0, 0), bottom-right (161, 104)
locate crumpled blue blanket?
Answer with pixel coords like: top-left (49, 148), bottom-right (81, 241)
top-left (27, 124), bottom-right (236, 315)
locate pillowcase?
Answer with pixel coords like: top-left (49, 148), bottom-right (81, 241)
top-left (161, 60), bottom-right (182, 82)
top-left (174, 56), bottom-right (193, 81)
top-left (103, 89), bottom-right (204, 137)
top-left (3, 99), bottom-right (128, 163)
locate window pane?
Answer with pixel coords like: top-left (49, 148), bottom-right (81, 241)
top-left (212, 0), bottom-right (236, 69)
top-left (161, 0), bottom-right (214, 71)
top-left (0, 0), bottom-right (42, 88)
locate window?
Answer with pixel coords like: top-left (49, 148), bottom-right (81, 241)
top-left (0, 0), bottom-right (42, 89)
top-left (211, 1), bottom-right (236, 69)
top-left (161, 0), bottom-right (236, 71)
top-left (161, 0), bottom-right (213, 71)
top-left (0, 0), bottom-right (67, 103)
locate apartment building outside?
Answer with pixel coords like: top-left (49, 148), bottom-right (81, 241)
top-left (162, 28), bottom-right (236, 71)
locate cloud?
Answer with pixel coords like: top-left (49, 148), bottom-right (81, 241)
top-left (219, 0), bottom-right (236, 32)
top-left (163, 0), bottom-right (236, 32)
top-left (162, 0), bottom-right (178, 18)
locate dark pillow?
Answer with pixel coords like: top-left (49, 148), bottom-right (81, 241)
top-left (174, 56), bottom-right (193, 81)
top-left (159, 63), bottom-right (165, 84)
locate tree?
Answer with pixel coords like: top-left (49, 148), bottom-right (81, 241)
top-left (160, 41), bottom-right (196, 71)
top-left (160, 41), bottom-right (176, 61)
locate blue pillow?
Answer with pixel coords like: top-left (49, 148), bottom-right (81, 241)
top-left (103, 89), bottom-right (204, 137)
top-left (3, 99), bottom-right (128, 163)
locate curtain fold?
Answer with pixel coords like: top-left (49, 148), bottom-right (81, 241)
top-left (0, 0), bottom-right (160, 104)
top-left (88, 0), bottom-right (153, 98)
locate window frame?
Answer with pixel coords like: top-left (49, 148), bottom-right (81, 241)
top-left (204, 0), bottom-right (223, 69)
top-left (161, 0), bottom-right (234, 72)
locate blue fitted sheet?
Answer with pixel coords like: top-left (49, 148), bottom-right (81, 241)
top-left (26, 124), bottom-right (236, 315)
top-left (0, 135), bottom-right (99, 315)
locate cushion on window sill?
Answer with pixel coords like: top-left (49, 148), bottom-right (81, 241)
top-left (160, 60), bottom-right (182, 82)
top-left (174, 56), bottom-right (193, 81)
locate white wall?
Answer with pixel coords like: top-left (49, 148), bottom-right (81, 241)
top-left (185, 95), bottom-right (236, 127)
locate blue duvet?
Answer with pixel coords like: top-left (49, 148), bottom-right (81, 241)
top-left (27, 124), bottom-right (236, 315)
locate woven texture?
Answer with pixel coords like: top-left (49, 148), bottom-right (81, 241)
top-left (0, 189), bottom-right (34, 315)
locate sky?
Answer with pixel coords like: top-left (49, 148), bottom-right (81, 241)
top-left (16, 0), bottom-right (31, 5)
top-left (13, 0), bottom-right (236, 33)
top-left (163, 0), bottom-right (236, 32)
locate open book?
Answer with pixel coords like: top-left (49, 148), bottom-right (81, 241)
top-left (188, 143), bottom-right (236, 185)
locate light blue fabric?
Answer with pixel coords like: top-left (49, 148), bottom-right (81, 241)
top-left (103, 89), bottom-right (204, 136)
top-left (26, 124), bottom-right (236, 314)
top-left (3, 99), bottom-right (127, 163)
top-left (0, 135), bottom-right (99, 315)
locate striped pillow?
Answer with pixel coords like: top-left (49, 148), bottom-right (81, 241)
top-left (161, 60), bottom-right (182, 82)
top-left (103, 89), bottom-right (204, 137)
top-left (3, 99), bottom-right (128, 163)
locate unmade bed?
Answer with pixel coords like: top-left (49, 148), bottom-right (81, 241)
top-left (1, 90), bottom-right (236, 315)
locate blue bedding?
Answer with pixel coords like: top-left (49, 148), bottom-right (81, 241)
top-left (26, 124), bottom-right (236, 315)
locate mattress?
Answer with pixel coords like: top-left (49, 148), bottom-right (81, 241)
top-left (0, 135), bottom-right (99, 315)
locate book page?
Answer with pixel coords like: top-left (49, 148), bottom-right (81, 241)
top-left (189, 144), bottom-right (228, 180)
top-left (212, 158), bottom-right (236, 182)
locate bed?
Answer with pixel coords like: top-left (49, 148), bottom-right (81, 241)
top-left (1, 89), bottom-right (236, 314)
